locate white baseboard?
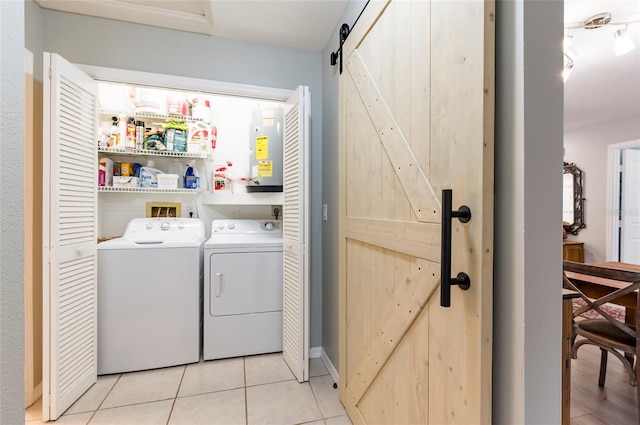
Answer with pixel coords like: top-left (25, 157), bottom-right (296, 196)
top-left (320, 348), bottom-right (339, 385)
top-left (309, 347), bottom-right (322, 358)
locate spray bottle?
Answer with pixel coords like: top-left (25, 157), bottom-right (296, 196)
top-left (183, 161), bottom-right (200, 189)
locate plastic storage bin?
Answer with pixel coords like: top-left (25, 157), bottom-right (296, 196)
top-left (157, 174), bottom-right (179, 189)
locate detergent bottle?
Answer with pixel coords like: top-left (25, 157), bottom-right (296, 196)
top-left (138, 159), bottom-right (164, 188)
top-left (167, 159), bottom-right (184, 188)
top-left (183, 161), bottom-right (200, 189)
top-left (187, 121), bottom-right (211, 153)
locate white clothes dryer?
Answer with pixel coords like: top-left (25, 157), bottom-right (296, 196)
top-left (203, 219), bottom-right (283, 360)
top-left (97, 218), bottom-right (205, 375)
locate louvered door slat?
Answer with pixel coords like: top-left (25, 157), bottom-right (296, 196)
top-left (43, 52), bottom-right (98, 421)
top-left (282, 86), bottom-right (310, 382)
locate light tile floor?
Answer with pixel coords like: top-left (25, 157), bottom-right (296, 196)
top-left (25, 354), bottom-right (352, 425)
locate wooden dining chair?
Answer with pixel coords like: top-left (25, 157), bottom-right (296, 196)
top-left (562, 260), bottom-right (640, 418)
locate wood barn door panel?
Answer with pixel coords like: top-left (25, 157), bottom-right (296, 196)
top-left (358, 282), bottom-right (431, 425)
top-left (339, 0), bottom-right (494, 424)
top-left (345, 78), bottom-right (383, 219)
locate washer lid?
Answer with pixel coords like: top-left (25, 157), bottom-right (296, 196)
top-left (98, 238), bottom-right (205, 250)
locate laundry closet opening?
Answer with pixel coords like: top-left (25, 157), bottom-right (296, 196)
top-left (40, 55), bottom-right (310, 420)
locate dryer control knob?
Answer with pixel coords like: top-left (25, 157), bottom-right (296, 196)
top-left (217, 224), bottom-right (225, 230)
top-left (161, 222), bottom-right (170, 231)
top-left (227, 223), bottom-right (236, 229)
top-left (146, 222), bottom-right (153, 230)
top-left (264, 222), bottom-right (275, 230)
top-left (178, 222), bottom-right (184, 230)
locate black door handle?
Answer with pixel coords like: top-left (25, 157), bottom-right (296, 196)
top-left (441, 189), bottom-right (471, 307)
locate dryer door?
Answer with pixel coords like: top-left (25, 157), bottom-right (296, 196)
top-left (209, 251), bottom-right (283, 316)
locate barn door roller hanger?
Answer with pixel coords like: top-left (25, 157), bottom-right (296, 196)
top-left (330, 24), bottom-right (351, 74)
top-left (329, 1), bottom-right (370, 74)
top-left (441, 189), bottom-right (472, 307)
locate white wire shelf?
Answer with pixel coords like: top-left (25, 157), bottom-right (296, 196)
top-left (98, 186), bottom-right (202, 194)
top-left (98, 147), bottom-right (211, 160)
top-left (200, 192), bottom-right (283, 205)
top-left (99, 109), bottom-right (205, 123)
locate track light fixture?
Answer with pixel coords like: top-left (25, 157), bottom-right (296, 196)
top-left (563, 12), bottom-right (638, 83)
top-left (564, 13), bottom-right (639, 54)
top-left (614, 24), bottom-right (635, 56)
top-left (563, 53), bottom-right (574, 83)
top-left (564, 33), bottom-right (574, 50)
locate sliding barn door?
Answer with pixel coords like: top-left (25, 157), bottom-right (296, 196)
top-left (43, 52), bottom-right (98, 420)
top-left (338, 1), bottom-right (494, 424)
top-left (282, 86), bottom-right (311, 382)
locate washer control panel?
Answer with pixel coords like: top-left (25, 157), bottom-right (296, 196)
top-left (124, 218), bottom-right (205, 242)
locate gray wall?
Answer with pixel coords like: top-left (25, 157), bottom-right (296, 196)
top-left (41, 9), bottom-right (324, 348)
top-left (0, 2), bottom-right (26, 424)
top-left (494, 0), bottom-right (564, 423)
top-left (321, 0), bottom-right (367, 371)
top-left (564, 114), bottom-right (640, 262)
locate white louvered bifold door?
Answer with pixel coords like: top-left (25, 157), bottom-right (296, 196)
top-left (282, 86), bottom-right (311, 382)
top-left (42, 53), bottom-right (98, 421)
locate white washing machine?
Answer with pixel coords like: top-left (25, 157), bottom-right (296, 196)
top-left (203, 219), bottom-right (283, 360)
top-left (97, 218), bottom-right (205, 375)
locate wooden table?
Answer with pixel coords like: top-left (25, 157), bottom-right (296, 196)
top-left (565, 261), bottom-right (640, 322)
top-left (561, 261), bottom-right (640, 425)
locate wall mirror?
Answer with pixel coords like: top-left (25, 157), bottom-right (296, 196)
top-left (563, 162), bottom-right (586, 235)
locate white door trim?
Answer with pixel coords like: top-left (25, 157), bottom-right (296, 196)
top-left (24, 47), bottom-right (38, 408)
top-left (76, 64), bottom-right (294, 102)
top-left (606, 139), bottom-right (640, 261)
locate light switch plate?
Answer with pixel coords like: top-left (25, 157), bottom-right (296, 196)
top-left (323, 204), bottom-right (328, 222)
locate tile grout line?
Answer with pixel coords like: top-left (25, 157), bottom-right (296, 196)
top-left (166, 365), bottom-right (187, 425)
top-left (85, 374), bottom-right (122, 424)
top-left (243, 357), bottom-right (249, 425)
top-left (245, 376), bottom-right (297, 389)
top-left (308, 377), bottom-right (327, 422)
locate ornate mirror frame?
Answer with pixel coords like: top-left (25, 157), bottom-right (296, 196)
top-left (563, 162), bottom-right (586, 235)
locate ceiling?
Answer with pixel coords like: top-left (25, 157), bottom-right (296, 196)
top-left (564, 0), bottom-right (640, 130)
top-left (35, 1), bottom-right (640, 131)
top-left (34, 0), bottom-right (350, 51)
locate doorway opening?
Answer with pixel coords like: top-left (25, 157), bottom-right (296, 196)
top-left (606, 139), bottom-right (640, 262)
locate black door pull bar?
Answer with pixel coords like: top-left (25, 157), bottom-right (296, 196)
top-left (440, 189), bottom-right (471, 307)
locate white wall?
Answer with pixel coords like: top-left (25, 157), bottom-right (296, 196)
top-left (494, 0), bottom-right (564, 423)
top-left (41, 9), bottom-right (325, 347)
top-left (320, 0), bottom-right (367, 372)
top-left (0, 1), bottom-right (26, 423)
top-left (564, 114), bottom-right (640, 262)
